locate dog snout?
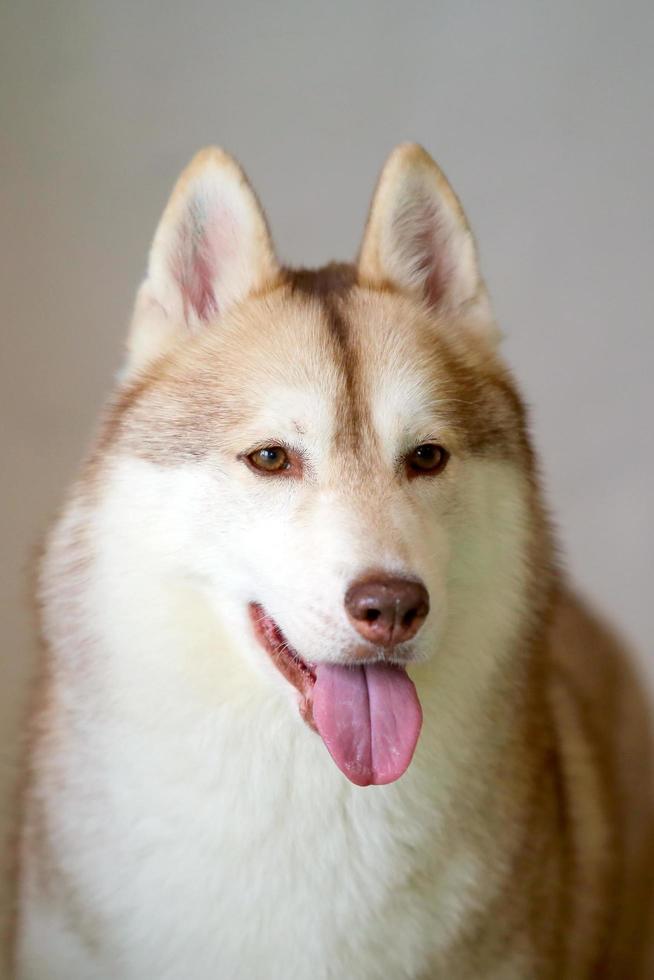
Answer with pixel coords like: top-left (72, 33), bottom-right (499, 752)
top-left (345, 575), bottom-right (430, 647)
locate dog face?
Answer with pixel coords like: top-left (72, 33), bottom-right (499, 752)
top-left (96, 146), bottom-right (536, 780)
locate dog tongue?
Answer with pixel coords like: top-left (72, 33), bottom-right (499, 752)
top-left (312, 662), bottom-right (422, 786)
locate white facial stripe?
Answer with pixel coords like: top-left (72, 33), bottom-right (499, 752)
top-left (239, 383), bottom-right (337, 460)
top-left (369, 363), bottom-right (459, 463)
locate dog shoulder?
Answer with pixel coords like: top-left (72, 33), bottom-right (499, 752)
top-left (548, 588), bottom-right (654, 977)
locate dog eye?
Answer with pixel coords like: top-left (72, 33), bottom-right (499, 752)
top-left (406, 443), bottom-right (449, 478)
top-left (247, 446), bottom-right (290, 474)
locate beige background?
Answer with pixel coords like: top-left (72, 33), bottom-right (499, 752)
top-left (1, 0), bottom-right (653, 961)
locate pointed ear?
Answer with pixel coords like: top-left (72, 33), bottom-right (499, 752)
top-left (358, 144), bottom-right (498, 341)
top-left (126, 148), bottom-right (280, 370)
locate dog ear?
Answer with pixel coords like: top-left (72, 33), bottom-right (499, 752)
top-left (358, 144), bottom-right (498, 341)
top-left (126, 148), bottom-right (279, 371)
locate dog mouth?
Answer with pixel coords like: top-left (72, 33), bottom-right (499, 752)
top-left (248, 603), bottom-right (423, 787)
top-left (249, 603), bottom-right (318, 728)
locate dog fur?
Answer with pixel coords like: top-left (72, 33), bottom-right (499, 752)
top-left (13, 144), bottom-right (654, 978)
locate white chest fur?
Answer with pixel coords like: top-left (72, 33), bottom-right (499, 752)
top-left (20, 471), bottom-right (530, 980)
top-left (25, 664), bottom-right (491, 980)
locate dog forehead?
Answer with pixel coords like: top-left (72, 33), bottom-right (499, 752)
top-left (340, 289), bottom-right (460, 438)
top-left (115, 275), bottom-right (525, 467)
top-left (214, 282), bottom-right (482, 448)
top-left (252, 286), bottom-right (442, 443)
top-left (338, 287), bottom-right (527, 460)
top-left (215, 289), bottom-right (349, 419)
top-left (182, 285), bottom-right (397, 452)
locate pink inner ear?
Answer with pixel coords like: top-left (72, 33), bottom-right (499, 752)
top-left (410, 199), bottom-right (455, 309)
top-left (173, 199), bottom-right (236, 323)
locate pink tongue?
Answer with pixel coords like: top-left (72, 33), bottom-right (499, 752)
top-left (312, 662), bottom-right (423, 786)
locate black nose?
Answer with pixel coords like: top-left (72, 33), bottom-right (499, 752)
top-left (344, 575), bottom-right (430, 647)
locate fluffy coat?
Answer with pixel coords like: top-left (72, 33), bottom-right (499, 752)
top-left (14, 145), bottom-right (653, 978)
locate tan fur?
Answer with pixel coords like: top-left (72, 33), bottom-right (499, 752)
top-left (14, 145), bottom-right (653, 979)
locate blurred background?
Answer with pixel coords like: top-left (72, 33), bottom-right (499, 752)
top-left (1, 0), bottom-right (652, 954)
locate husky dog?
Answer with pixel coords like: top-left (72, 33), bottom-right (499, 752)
top-left (14, 145), bottom-right (653, 978)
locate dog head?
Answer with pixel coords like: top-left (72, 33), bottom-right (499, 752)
top-left (97, 145), bottom-right (542, 784)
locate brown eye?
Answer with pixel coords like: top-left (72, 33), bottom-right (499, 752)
top-left (247, 446), bottom-right (290, 474)
top-left (406, 443), bottom-right (449, 478)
